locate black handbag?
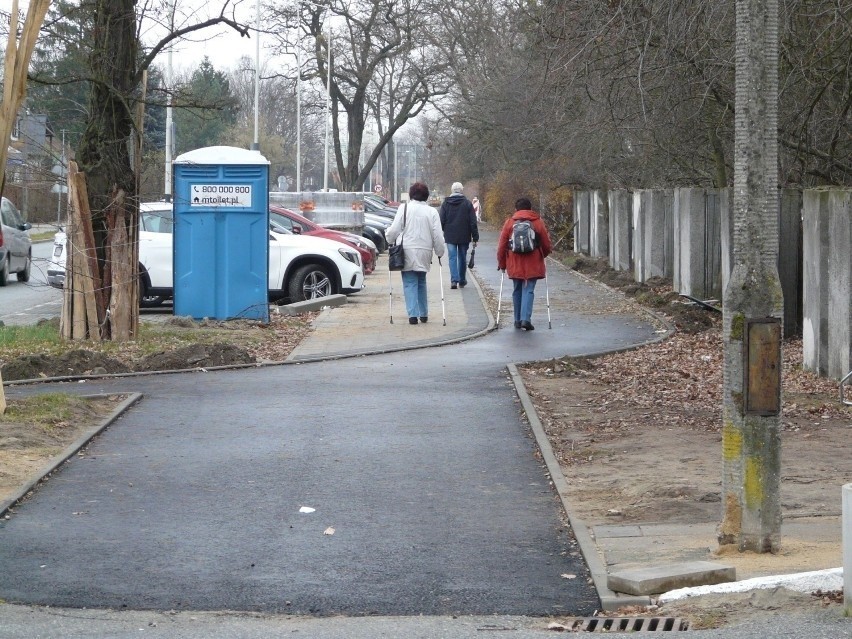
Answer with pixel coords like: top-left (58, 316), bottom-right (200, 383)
top-left (388, 204), bottom-right (407, 271)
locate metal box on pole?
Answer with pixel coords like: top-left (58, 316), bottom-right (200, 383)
top-left (173, 146), bottom-right (270, 321)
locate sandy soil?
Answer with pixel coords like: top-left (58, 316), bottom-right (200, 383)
top-left (0, 395), bottom-right (124, 505)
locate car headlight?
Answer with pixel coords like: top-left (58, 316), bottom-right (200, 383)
top-left (339, 247), bottom-right (361, 266)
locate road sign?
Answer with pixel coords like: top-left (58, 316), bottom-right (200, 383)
top-left (374, 184), bottom-right (382, 193)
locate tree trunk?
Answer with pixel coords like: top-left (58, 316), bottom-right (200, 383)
top-left (72, 0), bottom-right (140, 341)
top-left (719, 0), bottom-right (783, 553)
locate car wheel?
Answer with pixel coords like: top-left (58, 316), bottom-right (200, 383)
top-left (16, 249), bottom-right (31, 282)
top-left (0, 255), bottom-right (8, 287)
top-left (288, 263), bottom-right (334, 302)
top-left (139, 272), bottom-right (165, 307)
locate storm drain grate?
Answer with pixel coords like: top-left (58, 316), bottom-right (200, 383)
top-left (569, 617), bottom-right (690, 632)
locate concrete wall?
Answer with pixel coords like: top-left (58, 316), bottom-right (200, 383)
top-left (574, 190), bottom-right (590, 254)
top-left (608, 190), bottom-right (632, 271)
top-left (779, 189), bottom-right (803, 337)
top-left (590, 190), bottom-right (609, 259)
top-left (802, 187), bottom-right (852, 381)
top-left (826, 189), bottom-right (851, 380)
top-left (722, 188), bottom-right (802, 338)
top-left (673, 188), bottom-right (721, 299)
top-left (632, 190), bottom-right (672, 283)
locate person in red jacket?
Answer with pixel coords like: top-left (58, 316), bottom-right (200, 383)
top-left (496, 198), bottom-right (553, 330)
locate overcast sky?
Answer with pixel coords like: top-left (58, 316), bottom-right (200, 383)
top-left (0, 0), bottom-right (271, 74)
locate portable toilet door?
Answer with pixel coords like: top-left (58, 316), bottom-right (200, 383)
top-left (172, 146), bottom-right (270, 322)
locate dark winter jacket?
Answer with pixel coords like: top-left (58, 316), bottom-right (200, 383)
top-left (439, 194), bottom-right (479, 245)
top-left (496, 209), bottom-right (552, 280)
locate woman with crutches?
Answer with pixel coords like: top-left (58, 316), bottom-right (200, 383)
top-left (386, 182), bottom-right (446, 325)
top-left (496, 197), bottom-right (553, 330)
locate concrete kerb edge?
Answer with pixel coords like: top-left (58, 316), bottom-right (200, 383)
top-left (506, 363), bottom-right (650, 612)
top-left (2, 271), bottom-right (497, 386)
top-left (0, 392), bottom-right (142, 519)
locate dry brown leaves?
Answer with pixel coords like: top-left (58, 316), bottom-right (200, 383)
top-left (526, 327), bottom-right (848, 433)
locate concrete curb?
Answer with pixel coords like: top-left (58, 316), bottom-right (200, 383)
top-left (506, 364), bottom-right (650, 612)
top-left (0, 392), bottom-right (142, 518)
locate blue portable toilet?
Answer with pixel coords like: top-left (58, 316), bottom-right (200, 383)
top-left (173, 146), bottom-right (270, 321)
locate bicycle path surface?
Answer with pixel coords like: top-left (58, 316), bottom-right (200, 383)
top-left (0, 230), bottom-right (668, 636)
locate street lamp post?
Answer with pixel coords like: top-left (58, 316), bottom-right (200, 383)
top-left (251, 0), bottom-right (260, 151)
top-left (323, 23), bottom-right (331, 191)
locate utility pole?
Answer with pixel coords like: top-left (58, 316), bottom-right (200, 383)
top-left (719, 0), bottom-right (783, 553)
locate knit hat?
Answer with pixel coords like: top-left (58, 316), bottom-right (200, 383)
top-left (451, 182), bottom-right (463, 193)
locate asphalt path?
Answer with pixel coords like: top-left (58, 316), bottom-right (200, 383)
top-left (0, 234), bottom-right (659, 621)
top-left (0, 239), bottom-right (63, 325)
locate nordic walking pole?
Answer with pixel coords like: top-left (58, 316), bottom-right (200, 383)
top-left (438, 256), bottom-right (446, 326)
top-left (545, 271), bottom-right (552, 329)
top-left (388, 267), bottom-right (394, 324)
top-left (496, 269), bottom-right (504, 328)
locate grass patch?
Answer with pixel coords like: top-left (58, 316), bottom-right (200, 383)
top-left (0, 323), bottom-right (63, 352)
top-left (0, 393), bottom-right (92, 429)
top-left (29, 231), bottom-right (56, 242)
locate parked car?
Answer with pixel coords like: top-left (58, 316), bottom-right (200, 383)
top-left (364, 197), bottom-right (396, 219)
top-left (361, 223), bottom-right (387, 254)
top-left (0, 197), bottom-right (32, 286)
top-left (48, 202), bottom-right (364, 307)
top-left (269, 206), bottom-right (376, 274)
top-left (364, 193), bottom-right (400, 208)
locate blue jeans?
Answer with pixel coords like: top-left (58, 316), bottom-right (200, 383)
top-left (401, 271), bottom-right (428, 318)
top-left (446, 243), bottom-right (469, 285)
top-left (512, 278), bottom-right (537, 322)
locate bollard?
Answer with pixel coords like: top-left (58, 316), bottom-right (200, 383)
top-left (845, 483), bottom-right (852, 617)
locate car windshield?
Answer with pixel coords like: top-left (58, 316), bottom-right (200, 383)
top-left (141, 207), bottom-right (173, 233)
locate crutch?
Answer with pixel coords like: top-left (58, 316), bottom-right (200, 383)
top-left (438, 257), bottom-right (446, 326)
top-left (545, 271), bottom-right (552, 329)
top-left (388, 268), bottom-right (394, 324)
top-left (496, 270), bottom-right (504, 328)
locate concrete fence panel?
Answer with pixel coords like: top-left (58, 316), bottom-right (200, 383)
top-left (826, 189), bottom-right (851, 380)
top-left (803, 190), bottom-right (832, 376)
top-left (673, 188), bottom-right (722, 299)
top-left (608, 189), bottom-right (632, 272)
top-left (574, 191), bottom-right (590, 254)
top-left (632, 190), bottom-right (672, 283)
top-left (723, 188), bottom-right (802, 338)
top-left (590, 190), bottom-right (609, 259)
top-left (779, 189), bottom-right (803, 337)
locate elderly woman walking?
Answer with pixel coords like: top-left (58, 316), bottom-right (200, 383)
top-left (386, 182), bottom-right (447, 324)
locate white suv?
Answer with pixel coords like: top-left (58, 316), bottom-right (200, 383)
top-left (48, 202), bottom-right (364, 307)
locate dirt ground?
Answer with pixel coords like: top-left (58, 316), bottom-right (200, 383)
top-left (518, 253), bottom-right (850, 625)
top-left (0, 394), bottom-right (125, 505)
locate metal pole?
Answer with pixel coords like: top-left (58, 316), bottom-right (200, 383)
top-left (393, 140), bottom-right (398, 200)
top-left (844, 483), bottom-right (852, 617)
top-left (251, 0), bottom-right (260, 151)
top-left (296, 46), bottom-right (301, 192)
top-left (323, 25), bottom-right (331, 191)
top-left (164, 49), bottom-right (173, 202)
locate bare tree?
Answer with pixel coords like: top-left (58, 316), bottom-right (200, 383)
top-left (266, 0), bottom-right (450, 191)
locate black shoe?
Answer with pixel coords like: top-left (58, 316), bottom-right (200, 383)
top-left (514, 321), bottom-right (522, 329)
top-left (409, 317), bottom-right (419, 325)
top-left (521, 320), bottom-right (535, 331)
top-left (419, 316), bottom-right (428, 323)
top-left (459, 281), bottom-right (467, 288)
top-left (450, 283), bottom-right (458, 289)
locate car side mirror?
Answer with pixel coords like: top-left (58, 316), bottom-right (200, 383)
top-left (292, 224), bottom-right (302, 234)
